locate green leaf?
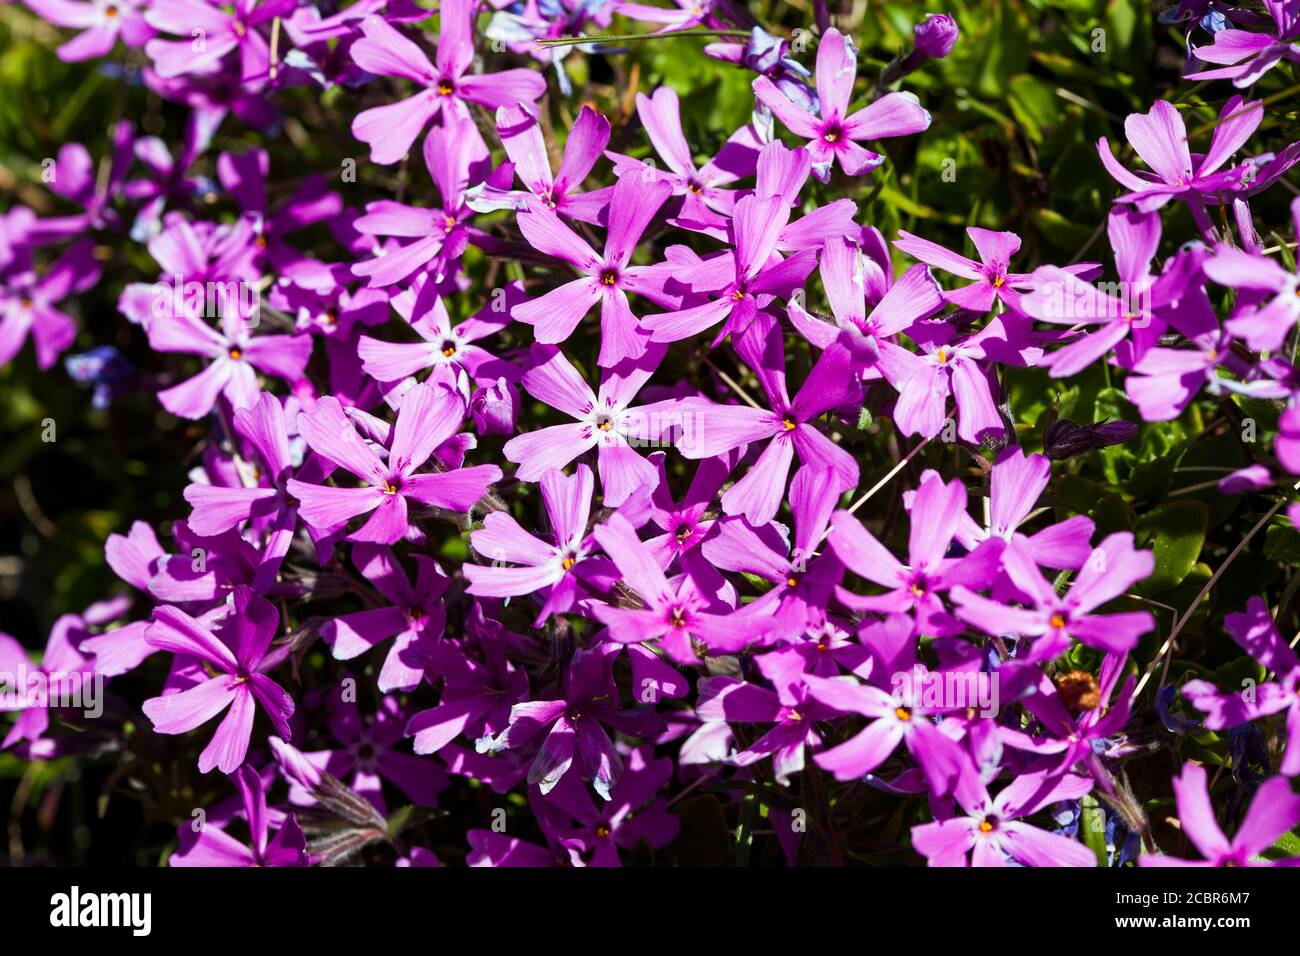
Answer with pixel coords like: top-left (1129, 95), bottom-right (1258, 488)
top-left (1080, 794), bottom-right (1109, 867)
top-left (1135, 501), bottom-right (1208, 594)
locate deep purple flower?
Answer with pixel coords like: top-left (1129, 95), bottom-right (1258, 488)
top-left (753, 28), bottom-right (931, 182)
top-left (170, 765), bottom-right (309, 866)
top-left (141, 586), bottom-right (294, 774)
top-left (287, 383), bottom-right (501, 545)
top-left (349, 4), bottom-right (547, 165)
top-left (1140, 763), bottom-right (1300, 866)
top-left (912, 764), bottom-right (1097, 866)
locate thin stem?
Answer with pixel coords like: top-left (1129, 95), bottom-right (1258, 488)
top-left (1132, 484), bottom-right (1300, 701)
top-left (844, 437), bottom-right (933, 519)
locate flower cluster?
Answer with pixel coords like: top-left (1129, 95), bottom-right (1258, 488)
top-left (5, 0), bottom-right (1300, 867)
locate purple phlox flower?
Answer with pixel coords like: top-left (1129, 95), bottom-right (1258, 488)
top-left (170, 764), bottom-right (309, 866)
top-left (1204, 196), bottom-right (1300, 352)
top-left (760, 608), bottom-right (872, 680)
top-left (89, 521), bottom-right (170, 676)
top-left (144, 0), bottom-right (296, 84)
top-left (894, 226), bottom-right (1097, 315)
top-left (1021, 207), bottom-right (1169, 377)
top-left (1125, 284), bottom-right (1271, 420)
top-left (467, 103), bottom-right (613, 224)
top-left (141, 585), bottom-right (294, 773)
top-left (273, 6), bottom-right (374, 90)
top-left (489, 642), bottom-right (662, 799)
top-left (1140, 763), bottom-right (1300, 866)
top-left (1182, 596), bottom-right (1300, 775)
top-left (285, 691), bottom-right (448, 811)
top-left (642, 448), bottom-right (739, 565)
top-left (349, 2), bottom-right (548, 165)
top-left (881, 311), bottom-right (1033, 443)
top-left (753, 27), bottom-right (931, 182)
top-left (592, 512), bottom-right (772, 664)
top-left (671, 140), bottom-right (859, 252)
top-left (287, 383), bottom-right (501, 545)
top-left (695, 657), bottom-right (830, 786)
top-left (320, 545), bottom-right (449, 692)
top-left (1096, 96), bottom-right (1266, 226)
top-left (123, 213), bottom-right (258, 328)
top-left (142, 518), bottom-right (274, 606)
top-left (911, 763), bottom-right (1097, 866)
top-left (502, 342), bottom-right (675, 504)
top-left (123, 110), bottom-right (222, 241)
top-left (405, 609), bottom-right (530, 754)
top-left (275, 271), bottom-right (389, 338)
top-left (0, 239), bottom-right (100, 369)
top-left (642, 193), bottom-right (819, 346)
top-left (950, 446), bottom-right (1097, 572)
top-left (285, 0), bottom-right (427, 44)
top-left (143, 65), bottom-right (280, 137)
top-left (358, 282), bottom-right (524, 386)
top-left (182, 391), bottom-right (327, 593)
top-left (705, 28), bottom-right (816, 113)
top-left (828, 472), bottom-right (1003, 635)
top-left (23, 0), bottom-right (154, 61)
top-left (463, 464), bottom-right (626, 624)
top-left (145, 297), bottom-right (312, 420)
top-left (351, 116), bottom-right (505, 289)
top-left (802, 665), bottom-right (968, 794)
top-left (1000, 652), bottom-right (1135, 792)
top-left (701, 464), bottom-right (842, 638)
top-left (513, 172), bottom-right (672, 366)
top-left (951, 532), bottom-right (1156, 661)
top-left (607, 87), bottom-right (762, 219)
top-left (789, 238), bottom-right (943, 369)
top-left (42, 123), bottom-right (136, 233)
top-left (0, 615), bottom-right (97, 750)
top-left (217, 148), bottom-right (344, 272)
top-left (670, 318), bottom-right (865, 524)
top-left (1184, 0), bottom-right (1300, 87)
top-left (534, 745), bottom-right (680, 866)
